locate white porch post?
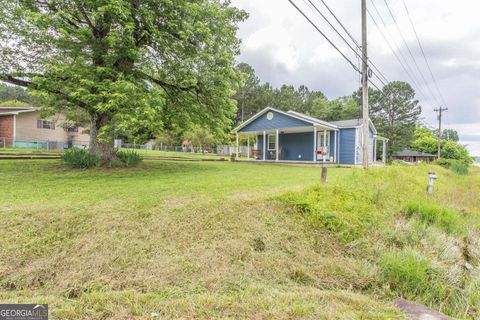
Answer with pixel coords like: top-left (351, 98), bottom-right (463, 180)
top-left (374, 138), bottom-right (378, 162)
top-left (323, 129), bottom-right (327, 163)
top-left (313, 127), bottom-right (317, 162)
top-left (263, 131), bottom-right (266, 161)
top-left (275, 129), bottom-right (279, 161)
top-left (247, 137), bottom-right (250, 159)
top-left (334, 130), bottom-right (337, 163)
top-left (382, 140), bottom-right (387, 165)
top-left (235, 132), bottom-right (239, 160)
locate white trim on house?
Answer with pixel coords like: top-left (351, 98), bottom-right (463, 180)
top-left (0, 108), bottom-right (37, 116)
top-left (267, 134), bottom-right (276, 151)
top-left (233, 107), bottom-right (339, 132)
top-left (287, 111), bottom-right (339, 130)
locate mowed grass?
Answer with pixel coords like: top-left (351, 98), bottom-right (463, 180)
top-left (1, 160), bottom-right (479, 319)
top-left (0, 147), bottom-right (224, 160)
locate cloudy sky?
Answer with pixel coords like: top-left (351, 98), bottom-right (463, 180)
top-left (231, 0), bottom-right (480, 155)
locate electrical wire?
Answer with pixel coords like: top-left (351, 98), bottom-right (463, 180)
top-left (381, 0), bottom-right (442, 106)
top-left (401, 0), bottom-right (448, 109)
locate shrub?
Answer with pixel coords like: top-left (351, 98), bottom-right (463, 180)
top-left (434, 158), bottom-right (469, 175)
top-left (116, 149), bottom-right (142, 167)
top-left (61, 148), bottom-right (100, 169)
top-left (380, 249), bottom-right (434, 298)
top-left (403, 200), bottom-right (462, 234)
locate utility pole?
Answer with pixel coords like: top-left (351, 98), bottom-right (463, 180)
top-left (434, 107), bottom-right (448, 158)
top-left (361, 0), bottom-right (369, 168)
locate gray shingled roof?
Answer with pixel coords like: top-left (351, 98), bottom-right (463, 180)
top-left (329, 119), bottom-right (364, 127)
top-left (394, 150), bottom-right (437, 157)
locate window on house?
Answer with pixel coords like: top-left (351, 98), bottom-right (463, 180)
top-left (65, 126), bottom-right (78, 133)
top-left (37, 120), bottom-right (55, 130)
top-left (267, 134), bottom-right (276, 150)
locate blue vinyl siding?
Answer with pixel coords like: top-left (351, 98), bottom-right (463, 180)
top-left (329, 131), bottom-right (335, 159)
top-left (339, 128), bottom-right (356, 164)
top-left (239, 110), bottom-right (311, 132)
top-left (280, 132), bottom-right (314, 161)
top-left (257, 132), bottom-right (314, 160)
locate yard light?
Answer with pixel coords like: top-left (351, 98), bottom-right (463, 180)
top-left (427, 171), bottom-right (438, 194)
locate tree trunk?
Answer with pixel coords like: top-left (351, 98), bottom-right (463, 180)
top-left (89, 112), bottom-right (117, 164)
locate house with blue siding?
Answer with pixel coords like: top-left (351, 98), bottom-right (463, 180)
top-left (233, 107), bottom-right (388, 165)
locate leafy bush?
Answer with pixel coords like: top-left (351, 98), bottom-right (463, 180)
top-left (61, 148), bottom-right (100, 168)
top-left (116, 149), bottom-right (143, 167)
top-left (282, 184), bottom-right (377, 243)
top-left (434, 158), bottom-right (469, 175)
top-left (380, 249), bottom-right (434, 298)
top-left (403, 200), bottom-right (462, 234)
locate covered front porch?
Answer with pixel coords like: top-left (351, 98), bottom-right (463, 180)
top-left (236, 125), bottom-right (339, 163)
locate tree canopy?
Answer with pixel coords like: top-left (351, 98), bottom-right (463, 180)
top-left (411, 126), bottom-right (472, 164)
top-left (0, 0), bottom-right (247, 162)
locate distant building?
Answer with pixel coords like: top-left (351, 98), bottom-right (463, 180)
top-left (393, 149), bottom-right (438, 163)
top-left (0, 106), bottom-right (90, 149)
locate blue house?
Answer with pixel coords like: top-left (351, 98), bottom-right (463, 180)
top-left (233, 107), bottom-right (388, 165)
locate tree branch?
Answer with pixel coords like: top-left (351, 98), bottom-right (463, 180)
top-left (139, 71), bottom-right (198, 93)
top-left (0, 73), bottom-right (87, 108)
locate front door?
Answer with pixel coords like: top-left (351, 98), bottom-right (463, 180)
top-left (317, 131), bottom-right (330, 160)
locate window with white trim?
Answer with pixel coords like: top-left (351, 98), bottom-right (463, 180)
top-left (267, 134), bottom-right (276, 151)
top-left (37, 120), bottom-right (55, 130)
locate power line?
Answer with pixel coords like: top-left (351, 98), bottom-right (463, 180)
top-left (288, 0), bottom-right (431, 132)
top-left (381, 0), bottom-right (442, 106)
top-left (317, 0), bottom-right (398, 87)
top-left (287, 0), bottom-right (361, 73)
top-left (368, 0), bottom-right (432, 105)
top-left (289, 0), bottom-right (409, 116)
top-left (401, 0), bottom-right (448, 108)
top-left (302, 0), bottom-right (389, 85)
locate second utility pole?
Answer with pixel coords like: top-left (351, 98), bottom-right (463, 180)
top-left (434, 107), bottom-right (448, 158)
top-left (361, 0), bottom-right (369, 168)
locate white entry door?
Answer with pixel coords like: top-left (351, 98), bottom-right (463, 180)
top-left (317, 131), bottom-right (330, 159)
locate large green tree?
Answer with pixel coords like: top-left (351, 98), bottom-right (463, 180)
top-left (355, 81), bottom-right (421, 155)
top-left (0, 0), bottom-right (246, 162)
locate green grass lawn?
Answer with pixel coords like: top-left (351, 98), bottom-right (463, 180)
top-left (1, 160), bottom-right (479, 319)
top-left (0, 147), bottom-right (225, 160)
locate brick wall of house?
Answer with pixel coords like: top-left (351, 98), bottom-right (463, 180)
top-left (0, 115), bottom-right (13, 139)
top-left (0, 115), bottom-right (14, 146)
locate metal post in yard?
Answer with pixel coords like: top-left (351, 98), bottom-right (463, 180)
top-left (428, 171), bottom-right (438, 194)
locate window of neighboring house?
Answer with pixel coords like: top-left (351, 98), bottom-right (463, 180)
top-left (64, 126), bottom-right (78, 133)
top-left (37, 120), bottom-right (55, 130)
top-left (267, 134), bottom-right (276, 151)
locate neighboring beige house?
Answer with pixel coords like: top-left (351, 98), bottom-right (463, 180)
top-left (0, 106), bottom-right (90, 149)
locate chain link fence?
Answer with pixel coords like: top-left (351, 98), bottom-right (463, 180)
top-left (0, 137), bottom-right (255, 158)
top-left (0, 137), bottom-right (89, 150)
